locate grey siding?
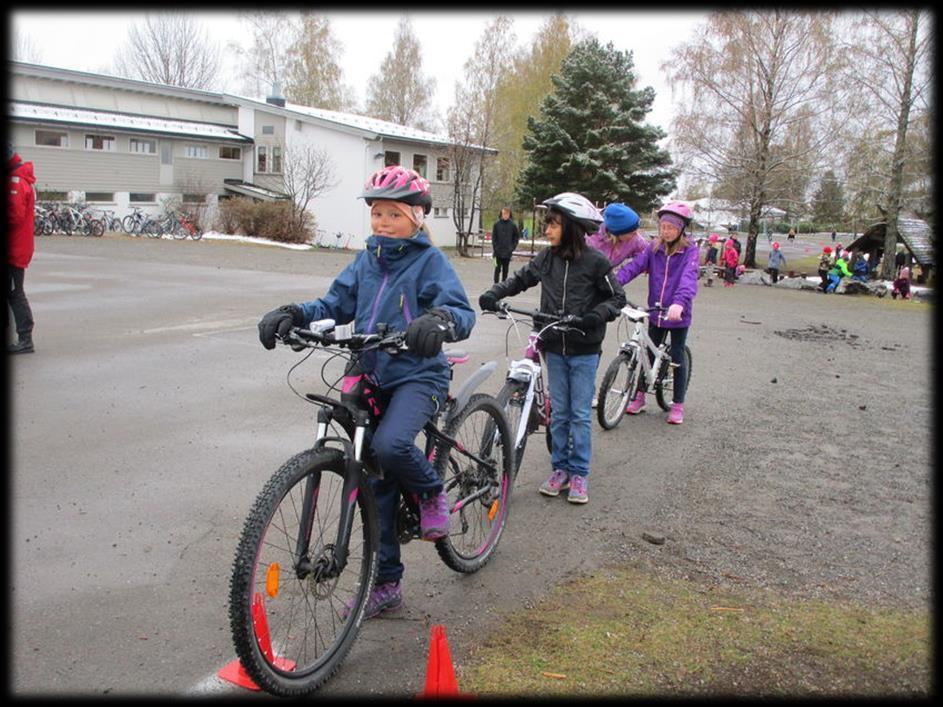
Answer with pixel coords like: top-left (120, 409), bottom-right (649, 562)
top-left (12, 123), bottom-right (243, 194)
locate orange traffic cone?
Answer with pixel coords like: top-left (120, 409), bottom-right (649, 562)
top-left (418, 624), bottom-right (471, 699)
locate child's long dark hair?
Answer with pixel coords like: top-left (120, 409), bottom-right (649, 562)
top-left (549, 207), bottom-right (586, 260)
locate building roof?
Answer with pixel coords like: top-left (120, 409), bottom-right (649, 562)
top-left (9, 101), bottom-right (250, 142)
top-left (228, 94), bottom-right (497, 154)
top-left (849, 217), bottom-right (935, 267)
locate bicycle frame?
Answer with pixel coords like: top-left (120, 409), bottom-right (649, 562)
top-left (495, 305), bottom-right (578, 455)
top-left (283, 323), bottom-right (499, 578)
top-left (617, 305), bottom-right (672, 393)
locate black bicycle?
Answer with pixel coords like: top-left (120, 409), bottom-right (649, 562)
top-left (228, 321), bottom-right (513, 696)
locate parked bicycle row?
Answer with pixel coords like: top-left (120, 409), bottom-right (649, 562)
top-left (34, 202), bottom-right (204, 240)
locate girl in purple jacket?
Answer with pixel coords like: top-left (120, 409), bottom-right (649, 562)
top-left (614, 201), bottom-right (699, 425)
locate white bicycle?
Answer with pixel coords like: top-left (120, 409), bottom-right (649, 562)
top-left (595, 300), bottom-right (692, 430)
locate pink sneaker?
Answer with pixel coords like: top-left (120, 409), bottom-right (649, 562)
top-left (419, 491), bottom-right (450, 540)
top-left (625, 391), bottom-right (646, 415)
top-left (666, 403), bottom-right (684, 425)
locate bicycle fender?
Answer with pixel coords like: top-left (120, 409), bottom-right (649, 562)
top-left (449, 361), bottom-right (497, 417)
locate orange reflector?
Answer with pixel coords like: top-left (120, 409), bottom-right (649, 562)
top-left (488, 500), bottom-right (499, 521)
top-left (266, 563), bottom-right (280, 598)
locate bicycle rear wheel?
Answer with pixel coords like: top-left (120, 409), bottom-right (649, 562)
top-left (596, 351), bottom-right (640, 430)
top-left (655, 345), bottom-right (692, 411)
top-left (434, 393), bottom-right (513, 573)
top-left (229, 448), bottom-right (379, 696)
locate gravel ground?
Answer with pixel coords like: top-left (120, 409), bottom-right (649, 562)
top-left (158, 231), bottom-right (934, 612)
top-left (19, 233), bottom-right (933, 696)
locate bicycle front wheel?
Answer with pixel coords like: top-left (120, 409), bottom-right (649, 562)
top-left (229, 448), bottom-right (379, 696)
top-left (434, 393), bottom-right (513, 573)
top-left (597, 351), bottom-right (640, 430)
top-left (655, 345), bottom-right (692, 411)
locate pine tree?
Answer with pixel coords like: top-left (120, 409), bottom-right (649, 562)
top-left (515, 37), bottom-right (676, 211)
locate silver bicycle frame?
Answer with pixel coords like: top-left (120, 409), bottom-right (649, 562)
top-left (620, 305), bottom-right (669, 393)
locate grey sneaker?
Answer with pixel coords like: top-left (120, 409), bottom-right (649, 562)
top-left (539, 469), bottom-right (570, 497)
top-left (567, 474), bottom-right (588, 504)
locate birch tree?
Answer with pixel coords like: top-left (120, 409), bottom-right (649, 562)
top-left (839, 10), bottom-right (933, 280)
top-left (447, 16), bottom-right (514, 256)
top-left (487, 13), bottom-right (576, 216)
top-left (365, 17), bottom-right (438, 129)
top-left (664, 11), bottom-right (841, 267)
top-left (231, 11), bottom-right (295, 98)
top-left (284, 13), bottom-right (355, 111)
top-left (114, 13), bottom-right (222, 90)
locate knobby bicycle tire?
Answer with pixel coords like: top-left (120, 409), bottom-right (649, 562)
top-left (229, 448), bottom-right (379, 696)
top-left (433, 393), bottom-right (513, 573)
top-left (596, 351), bottom-right (640, 430)
top-left (655, 345), bottom-right (693, 411)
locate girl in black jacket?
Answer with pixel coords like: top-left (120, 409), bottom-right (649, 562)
top-left (479, 193), bottom-right (625, 504)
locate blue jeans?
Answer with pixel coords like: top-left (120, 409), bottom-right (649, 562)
top-left (826, 273), bottom-right (841, 293)
top-left (368, 379), bottom-right (446, 584)
top-left (545, 351), bottom-right (600, 478)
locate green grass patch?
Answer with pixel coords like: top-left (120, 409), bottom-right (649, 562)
top-left (459, 565), bottom-right (930, 697)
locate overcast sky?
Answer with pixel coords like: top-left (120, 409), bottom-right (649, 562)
top-left (12, 10), bottom-right (710, 136)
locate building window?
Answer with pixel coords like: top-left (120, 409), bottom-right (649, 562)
top-left (257, 145), bottom-right (268, 173)
top-left (272, 146), bottom-right (282, 173)
top-left (436, 157), bottom-right (450, 182)
top-left (433, 207), bottom-right (449, 218)
top-left (130, 193), bottom-right (156, 203)
top-left (130, 138), bottom-right (156, 154)
top-left (384, 150), bottom-right (400, 167)
top-left (185, 144), bottom-right (209, 159)
top-left (412, 154), bottom-right (428, 179)
top-left (85, 134), bottom-right (116, 151)
top-left (183, 194), bottom-right (206, 204)
top-left (262, 125), bottom-right (275, 135)
top-left (35, 130), bottom-right (69, 147)
top-left (86, 192), bottom-right (115, 203)
top-left (38, 190), bottom-right (68, 201)
top-left (219, 146), bottom-right (242, 160)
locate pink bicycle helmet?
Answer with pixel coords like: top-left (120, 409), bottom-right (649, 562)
top-left (708, 233), bottom-right (719, 243)
top-left (359, 165), bottom-right (432, 214)
top-left (657, 200), bottom-right (693, 225)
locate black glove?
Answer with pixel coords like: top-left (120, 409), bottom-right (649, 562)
top-left (406, 309), bottom-right (453, 358)
top-left (258, 304), bottom-right (304, 350)
top-left (576, 310), bottom-right (603, 331)
top-left (479, 291), bottom-right (499, 312)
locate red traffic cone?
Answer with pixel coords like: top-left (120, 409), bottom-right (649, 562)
top-left (418, 624), bottom-right (471, 699)
top-left (218, 592), bottom-right (295, 690)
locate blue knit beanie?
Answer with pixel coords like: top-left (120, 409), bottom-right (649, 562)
top-left (603, 203), bottom-right (640, 235)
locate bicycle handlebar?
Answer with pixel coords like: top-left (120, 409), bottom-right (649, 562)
top-left (284, 324), bottom-right (408, 353)
top-left (494, 302), bottom-right (579, 326)
top-left (623, 299), bottom-right (669, 314)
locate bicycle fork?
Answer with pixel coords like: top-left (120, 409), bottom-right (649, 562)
top-left (293, 407), bottom-right (371, 582)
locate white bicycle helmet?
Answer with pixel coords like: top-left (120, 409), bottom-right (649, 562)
top-left (541, 192), bottom-right (603, 233)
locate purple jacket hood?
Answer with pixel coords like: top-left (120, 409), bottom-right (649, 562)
top-left (614, 239), bottom-right (699, 328)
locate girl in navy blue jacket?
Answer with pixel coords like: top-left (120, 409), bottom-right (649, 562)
top-left (258, 166), bottom-right (475, 618)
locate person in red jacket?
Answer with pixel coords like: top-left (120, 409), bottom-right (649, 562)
top-left (7, 145), bottom-right (37, 354)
